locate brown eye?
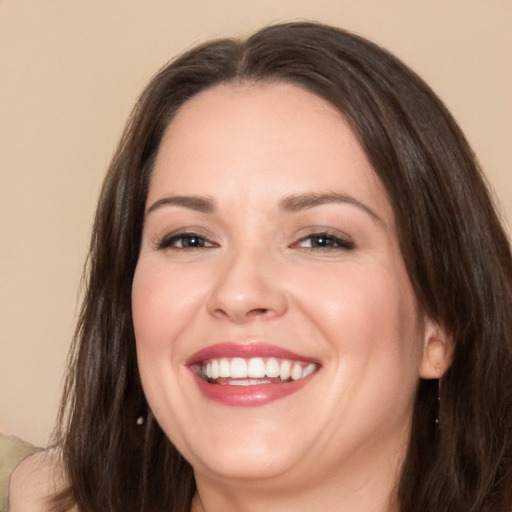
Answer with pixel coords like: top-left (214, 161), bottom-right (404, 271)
top-left (158, 232), bottom-right (216, 250)
top-left (296, 233), bottom-right (354, 250)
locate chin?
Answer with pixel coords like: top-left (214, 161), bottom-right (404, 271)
top-left (179, 424), bottom-right (305, 483)
top-left (192, 448), bottom-right (298, 483)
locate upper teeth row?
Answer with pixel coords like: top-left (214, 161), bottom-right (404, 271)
top-left (202, 357), bottom-right (317, 381)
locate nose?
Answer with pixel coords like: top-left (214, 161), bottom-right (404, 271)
top-left (206, 248), bottom-right (288, 324)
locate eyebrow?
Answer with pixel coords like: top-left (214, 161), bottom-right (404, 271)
top-left (279, 192), bottom-right (383, 223)
top-left (146, 191), bottom-right (383, 224)
top-left (146, 195), bottom-right (215, 215)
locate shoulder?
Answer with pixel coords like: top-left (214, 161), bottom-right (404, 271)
top-left (9, 451), bottom-right (69, 512)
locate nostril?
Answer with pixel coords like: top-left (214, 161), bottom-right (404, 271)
top-left (248, 308), bottom-right (270, 316)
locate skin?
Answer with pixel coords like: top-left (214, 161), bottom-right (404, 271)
top-left (9, 451), bottom-right (77, 512)
top-left (132, 81), bottom-right (448, 512)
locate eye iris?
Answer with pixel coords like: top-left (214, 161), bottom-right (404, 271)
top-left (183, 235), bottom-right (203, 247)
top-left (313, 235), bottom-right (334, 247)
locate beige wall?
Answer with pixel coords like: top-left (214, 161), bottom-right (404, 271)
top-left (1, 0), bottom-right (511, 447)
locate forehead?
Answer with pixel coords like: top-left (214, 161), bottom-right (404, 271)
top-left (149, 81), bottom-right (392, 220)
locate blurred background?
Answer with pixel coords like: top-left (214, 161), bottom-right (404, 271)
top-left (1, 0), bottom-right (511, 447)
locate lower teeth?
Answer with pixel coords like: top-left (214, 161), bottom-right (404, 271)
top-left (207, 377), bottom-right (291, 386)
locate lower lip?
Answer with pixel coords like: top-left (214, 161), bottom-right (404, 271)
top-left (191, 372), bottom-right (316, 407)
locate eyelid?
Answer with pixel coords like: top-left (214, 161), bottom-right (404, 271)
top-left (154, 228), bottom-right (219, 250)
top-left (291, 227), bottom-right (355, 251)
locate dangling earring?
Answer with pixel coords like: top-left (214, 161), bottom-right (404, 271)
top-left (435, 379), bottom-right (441, 426)
top-left (435, 366), bottom-right (441, 430)
top-left (136, 415), bottom-right (145, 426)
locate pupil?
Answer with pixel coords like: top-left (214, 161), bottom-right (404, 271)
top-left (315, 236), bottom-right (331, 246)
top-left (186, 236), bottom-right (201, 247)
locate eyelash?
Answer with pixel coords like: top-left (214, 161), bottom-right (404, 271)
top-left (294, 232), bottom-right (355, 251)
top-left (157, 231), bottom-right (354, 252)
top-left (157, 232), bottom-right (217, 250)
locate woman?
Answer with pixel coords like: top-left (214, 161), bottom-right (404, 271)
top-left (10, 22), bottom-right (512, 512)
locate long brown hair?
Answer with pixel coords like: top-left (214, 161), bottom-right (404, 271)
top-left (53, 22), bottom-right (512, 511)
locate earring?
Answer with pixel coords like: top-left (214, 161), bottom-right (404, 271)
top-left (435, 364), bottom-right (442, 430)
top-left (136, 416), bottom-right (145, 426)
top-left (435, 379), bottom-right (441, 426)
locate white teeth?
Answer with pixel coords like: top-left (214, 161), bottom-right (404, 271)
top-left (200, 356), bottom-right (318, 383)
top-left (248, 357), bottom-right (266, 378)
top-left (279, 360), bottom-right (292, 381)
top-left (230, 358), bottom-right (247, 378)
top-left (219, 358), bottom-right (230, 378)
top-left (229, 379), bottom-right (250, 386)
top-left (291, 363), bottom-right (303, 381)
top-left (302, 363), bottom-right (317, 377)
top-left (211, 359), bottom-right (220, 379)
top-left (266, 357), bottom-right (280, 377)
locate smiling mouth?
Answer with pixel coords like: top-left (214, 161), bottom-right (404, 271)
top-left (187, 342), bottom-right (321, 405)
top-left (197, 357), bottom-right (319, 386)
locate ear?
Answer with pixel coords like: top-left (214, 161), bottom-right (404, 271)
top-left (419, 316), bottom-right (452, 379)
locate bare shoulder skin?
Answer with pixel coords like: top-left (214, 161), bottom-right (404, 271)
top-left (9, 451), bottom-right (75, 512)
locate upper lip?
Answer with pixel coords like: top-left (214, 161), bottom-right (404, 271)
top-left (185, 342), bottom-right (320, 366)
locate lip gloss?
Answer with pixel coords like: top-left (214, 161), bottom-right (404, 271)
top-left (191, 371), bottom-right (315, 406)
top-left (187, 342), bottom-right (319, 406)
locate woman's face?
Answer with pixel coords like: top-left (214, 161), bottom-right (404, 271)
top-left (132, 82), bottom-right (436, 490)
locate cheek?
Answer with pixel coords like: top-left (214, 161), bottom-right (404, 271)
top-left (132, 261), bottom-right (171, 397)
top-left (293, 259), bottom-right (422, 366)
top-left (131, 259), bottom-right (194, 411)
top-left (131, 259), bottom-right (201, 434)
top-left (131, 258), bottom-right (206, 352)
